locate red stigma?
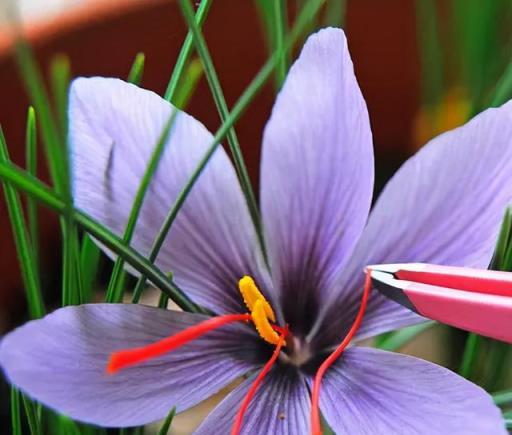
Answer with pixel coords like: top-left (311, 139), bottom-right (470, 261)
top-left (310, 271), bottom-right (372, 435)
top-left (231, 326), bottom-right (289, 435)
top-left (107, 313), bottom-right (251, 374)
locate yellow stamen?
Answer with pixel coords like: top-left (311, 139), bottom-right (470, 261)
top-left (238, 276), bottom-right (275, 322)
top-left (251, 300), bottom-right (282, 345)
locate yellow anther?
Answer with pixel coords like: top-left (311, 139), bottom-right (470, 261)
top-left (251, 300), bottom-right (282, 346)
top-left (238, 276), bottom-right (275, 322)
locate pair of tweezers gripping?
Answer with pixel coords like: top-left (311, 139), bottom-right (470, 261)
top-left (369, 263), bottom-right (512, 343)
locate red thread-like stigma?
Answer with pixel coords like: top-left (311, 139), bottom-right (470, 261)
top-left (107, 313), bottom-right (251, 374)
top-left (231, 326), bottom-right (289, 435)
top-left (310, 271), bottom-right (372, 435)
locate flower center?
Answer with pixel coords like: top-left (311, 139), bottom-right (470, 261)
top-left (105, 275), bottom-right (288, 435)
top-left (105, 272), bottom-right (372, 435)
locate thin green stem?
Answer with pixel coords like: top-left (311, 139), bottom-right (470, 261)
top-left (490, 207), bottom-right (512, 269)
top-left (0, 129), bottom-right (44, 319)
top-left (0, 162), bottom-right (61, 209)
top-left (62, 220), bottom-right (84, 306)
top-left (164, 0), bottom-right (212, 102)
top-left (415, 0), bottom-right (443, 107)
top-left (25, 107), bottom-right (39, 266)
top-left (105, 110), bottom-right (179, 303)
top-left (157, 272), bottom-right (172, 309)
top-left (494, 389), bottom-right (512, 406)
top-left (324, 0), bottom-right (346, 27)
top-left (131, 0), bottom-right (325, 302)
top-left (377, 322), bottom-right (435, 352)
top-left (56, 416), bottom-right (81, 435)
top-left (459, 333), bottom-right (481, 379)
top-left (10, 388), bottom-right (21, 435)
top-left (459, 208), bottom-right (512, 379)
top-left (108, 2), bottom-right (211, 304)
top-left (158, 292), bottom-right (170, 309)
top-left (102, 49), bottom-right (147, 303)
top-left (50, 54), bottom-right (71, 143)
top-left (158, 407), bottom-right (176, 435)
top-left (484, 341), bottom-right (510, 391)
top-left (0, 160), bottom-right (198, 312)
top-left (50, 54), bottom-right (83, 306)
top-left (179, 0), bottom-right (264, 256)
top-left (16, 37), bottom-right (82, 307)
top-left (273, 0), bottom-right (288, 88)
top-left (173, 59), bottom-right (204, 110)
top-left (14, 39), bottom-right (67, 194)
top-left (22, 395), bottom-right (42, 435)
top-left (80, 234), bottom-right (101, 303)
top-left (78, 211), bottom-right (196, 310)
top-left (127, 52), bottom-right (145, 85)
top-left (491, 54), bottom-right (512, 107)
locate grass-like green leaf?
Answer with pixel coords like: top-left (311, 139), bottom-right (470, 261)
top-left (452, 0), bottom-right (504, 108)
top-left (415, 0), bottom-right (443, 107)
top-left (460, 207), bottom-right (512, 379)
top-left (491, 59), bottom-right (512, 107)
top-left (55, 416), bottom-right (81, 435)
top-left (108, 1), bottom-right (210, 305)
top-left (173, 58), bottom-right (203, 110)
top-left (14, 39), bottom-right (68, 194)
top-left (105, 110), bottom-right (179, 303)
top-left (10, 388), bottom-right (22, 435)
top-left (376, 322), bottom-right (435, 352)
top-left (0, 129), bottom-right (44, 319)
top-left (25, 107), bottom-right (39, 267)
top-left (50, 54), bottom-right (83, 306)
top-left (458, 333), bottom-right (481, 379)
top-left (0, 160), bottom-right (198, 312)
top-left (83, 50), bottom-right (148, 304)
top-left (484, 341), bottom-right (511, 390)
top-left (493, 389), bottom-right (512, 406)
top-left (22, 395), bottom-right (42, 435)
top-left (505, 413), bottom-right (512, 429)
top-left (490, 207), bottom-right (512, 270)
top-left (179, 0), bottom-right (264, 256)
top-left (80, 234), bottom-right (101, 303)
top-left (324, 0), bottom-right (346, 27)
top-left (131, 0), bottom-right (326, 302)
top-left (158, 407), bottom-right (176, 435)
top-left (127, 52), bottom-right (145, 85)
top-left (50, 54), bottom-right (71, 142)
top-left (272, 0), bottom-right (288, 88)
top-left (164, 0), bottom-right (212, 102)
top-left (157, 273), bottom-right (173, 309)
top-left (15, 38), bottom-right (83, 307)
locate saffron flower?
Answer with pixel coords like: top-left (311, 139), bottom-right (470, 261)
top-left (1, 28), bottom-right (511, 434)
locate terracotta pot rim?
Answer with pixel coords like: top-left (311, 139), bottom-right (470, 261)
top-left (0, 0), bottom-right (172, 56)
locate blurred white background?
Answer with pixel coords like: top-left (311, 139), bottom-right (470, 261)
top-left (0, 0), bottom-right (88, 26)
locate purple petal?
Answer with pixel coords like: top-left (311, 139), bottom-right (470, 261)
top-left (317, 102), bottom-right (512, 342)
top-left (315, 347), bottom-right (506, 434)
top-left (70, 77), bottom-right (270, 314)
top-left (0, 304), bottom-right (261, 427)
top-left (260, 28), bottom-right (373, 332)
top-left (195, 367), bottom-right (310, 434)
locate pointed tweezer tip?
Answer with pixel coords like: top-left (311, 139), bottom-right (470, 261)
top-left (365, 263), bottom-right (428, 274)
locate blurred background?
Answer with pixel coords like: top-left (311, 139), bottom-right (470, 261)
top-left (0, 0), bottom-right (511, 433)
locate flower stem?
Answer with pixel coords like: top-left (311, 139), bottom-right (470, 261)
top-left (178, 0), bottom-right (265, 259)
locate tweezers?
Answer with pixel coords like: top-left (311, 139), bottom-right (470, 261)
top-left (368, 263), bottom-right (512, 343)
